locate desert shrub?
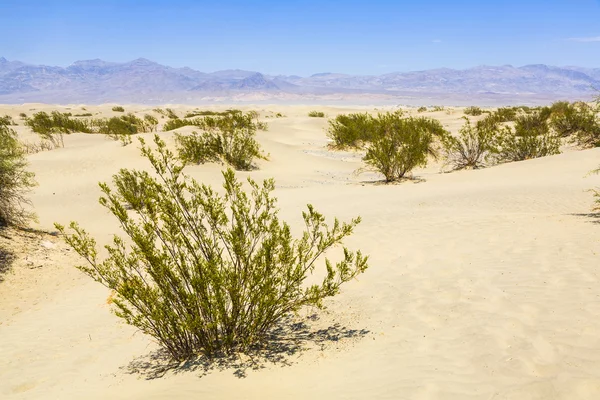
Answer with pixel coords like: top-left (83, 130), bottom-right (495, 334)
top-left (166, 108), bottom-right (179, 119)
top-left (361, 115), bottom-right (437, 182)
top-left (22, 140), bottom-right (56, 154)
top-left (175, 117), bottom-right (266, 171)
top-left (417, 106), bottom-right (427, 113)
top-left (549, 101), bottom-right (600, 146)
top-left (162, 118), bottom-right (188, 131)
top-left (93, 114), bottom-right (143, 145)
top-left (112, 106), bottom-right (125, 112)
top-left (143, 114), bottom-right (158, 132)
top-left (25, 111), bottom-right (92, 135)
top-left (184, 110), bottom-right (240, 118)
top-left (74, 113), bottom-right (93, 117)
top-left (441, 117), bottom-right (498, 170)
top-left (175, 131), bottom-right (222, 165)
top-left (308, 111), bottom-right (325, 118)
top-left (464, 106), bottom-right (483, 116)
top-left (514, 111), bottom-right (551, 136)
top-left (0, 123), bottom-right (36, 227)
top-left (327, 112), bottom-right (378, 149)
top-left (56, 135), bottom-right (368, 360)
top-left (163, 112), bottom-right (266, 134)
top-left (432, 106), bottom-right (445, 112)
top-left (496, 125), bottom-right (560, 162)
top-left (0, 115), bottom-right (16, 126)
top-left (19, 112), bottom-right (27, 119)
top-left (494, 107), bottom-right (518, 122)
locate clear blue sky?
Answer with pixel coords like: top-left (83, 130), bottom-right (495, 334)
top-left (1, 0), bottom-right (599, 75)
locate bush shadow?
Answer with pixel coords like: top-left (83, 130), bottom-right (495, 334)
top-left (124, 314), bottom-right (369, 380)
top-left (0, 245), bottom-right (15, 282)
top-left (569, 212), bottom-right (600, 224)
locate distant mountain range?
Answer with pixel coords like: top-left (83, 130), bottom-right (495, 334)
top-left (0, 57), bottom-right (598, 105)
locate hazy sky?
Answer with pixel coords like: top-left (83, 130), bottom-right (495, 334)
top-left (1, 0), bottom-right (599, 75)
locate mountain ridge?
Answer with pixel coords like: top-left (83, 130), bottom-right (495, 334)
top-left (0, 57), bottom-right (598, 104)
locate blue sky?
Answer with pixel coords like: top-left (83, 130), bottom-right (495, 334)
top-left (0, 0), bottom-right (599, 75)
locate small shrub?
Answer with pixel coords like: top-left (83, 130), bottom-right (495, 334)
top-left (549, 101), bottom-right (600, 146)
top-left (464, 106), bottom-right (483, 116)
top-left (25, 111), bottom-right (92, 135)
top-left (175, 116), bottom-right (267, 171)
top-left (417, 106), bottom-right (427, 113)
top-left (327, 112), bottom-right (378, 149)
top-left (441, 117), bottom-right (498, 170)
top-left (361, 115), bottom-right (437, 182)
top-left (432, 106), bottom-right (445, 112)
top-left (0, 115), bottom-right (16, 126)
top-left (496, 126), bottom-right (561, 162)
top-left (166, 108), bottom-right (179, 119)
top-left (112, 106), bottom-right (125, 112)
top-left (493, 107), bottom-right (518, 122)
top-left (19, 113), bottom-right (27, 119)
top-left (514, 111), bottom-right (550, 136)
top-left (74, 113), bottom-right (93, 117)
top-left (143, 114), bottom-right (158, 132)
top-left (56, 135), bottom-right (368, 360)
top-left (308, 111), bottom-right (325, 118)
top-left (0, 123), bottom-right (36, 227)
top-left (22, 140), bottom-right (56, 154)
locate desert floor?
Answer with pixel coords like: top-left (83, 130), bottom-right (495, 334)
top-left (2, 104), bottom-right (600, 399)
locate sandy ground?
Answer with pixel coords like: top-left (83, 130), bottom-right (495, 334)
top-left (1, 104), bottom-right (600, 399)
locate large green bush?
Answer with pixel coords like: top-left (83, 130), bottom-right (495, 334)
top-left (361, 114), bottom-right (438, 182)
top-left (441, 117), bottom-right (498, 170)
top-left (0, 123), bottom-right (36, 227)
top-left (56, 135), bottom-right (368, 361)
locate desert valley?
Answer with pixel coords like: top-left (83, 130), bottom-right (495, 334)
top-left (1, 101), bottom-right (600, 399)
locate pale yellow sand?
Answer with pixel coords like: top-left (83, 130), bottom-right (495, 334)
top-left (2, 104), bottom-right (600, 399)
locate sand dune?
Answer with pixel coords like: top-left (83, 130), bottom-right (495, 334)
top-left (2, 104), bottom-right (600, 399)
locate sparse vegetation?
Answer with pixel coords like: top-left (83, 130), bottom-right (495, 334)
top-left (417, 106), bottom-right (427, 113)
top-left (496, 125), bottom-right (561, 162)
top-left (56, 135), bottom-right (368, 361)
top-left (550, 101), bottom-right (600, 147)
top-left (441, 117), bottom-right (499, 170)
top-left (464, 106), bottom-right (483, 116)
top-left (165, 108), bottom-right (179, 119)
top-left (308, 111), bottom-right (325, 118)
top-left (327, 112), bottom-right (378, 149)
top-left (112, 106), bottom-right (125, 112)
top-left (175, 113), bottom-right (267, 170)
top-left (25, 111), bottom-right (92, 136)
top-left (0, 115), bottom-right (16, 126)
top-left (360, 114), bottom-right (440, 182)
top-left (0, 122), bottom-right (36, 227)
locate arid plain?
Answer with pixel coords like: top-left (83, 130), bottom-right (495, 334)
top-left (2, 103), bottom-right (600, 400)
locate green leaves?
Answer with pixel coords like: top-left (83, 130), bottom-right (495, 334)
top-left (0, 123), bottom-right (36, 227)
top-left (56, 134), bottom-right (368, 360)
top-left (361, 115), bottom-right (443, 182)
top-left (175, 113), bottom-right (267, 171)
